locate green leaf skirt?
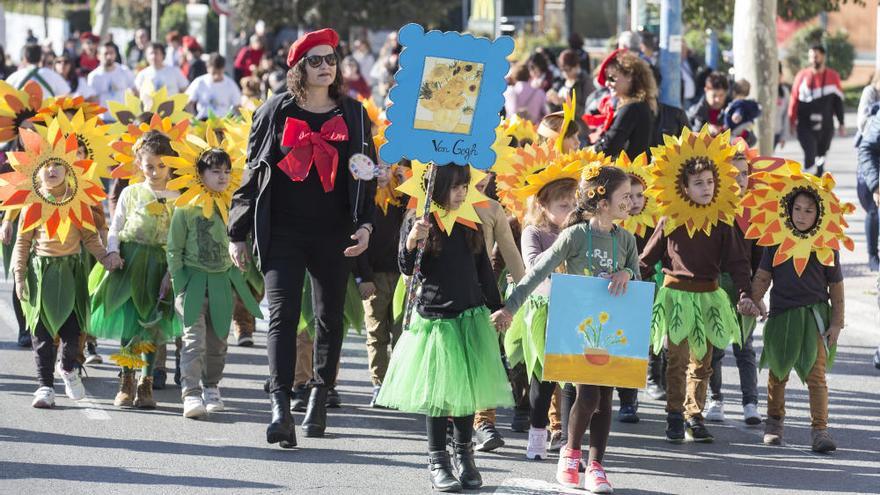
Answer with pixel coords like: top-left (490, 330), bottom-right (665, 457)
top-left (177, 267), bottom-right (263, 339)
top-left (760, 302), bottom-right (836, 383)
top-left (651, 286), bottom-right (741, 359)
top-left (503, 295), bottom-right (548, 381)
top-left (89, 242), bottom-right (180, 343)
top-left (22, 254), bottom-right (89, 337)
top-left (376, 306), bottom-right (514, 417)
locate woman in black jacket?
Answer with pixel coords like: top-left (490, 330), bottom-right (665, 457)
top-left (594, 50), bottom-right (658, 159)
top-left (227, 28), bottom-right (377, 448)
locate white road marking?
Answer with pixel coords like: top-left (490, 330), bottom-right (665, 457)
top-left (494, 478), bottom-right (581, 494)
top-left (74, 393), bottom-right (112, 420)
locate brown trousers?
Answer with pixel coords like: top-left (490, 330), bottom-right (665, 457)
top-left (666, 338), bottom-right (714, 421)
top-left (363, 272), bottom-right (402, 386)
top-left (766, 333), bottom-right (829, 429)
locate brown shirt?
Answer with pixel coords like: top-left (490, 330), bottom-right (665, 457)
top-left (12, 215), bottom-right (109, 288)
top-left (639, 217), bottom-right (752, 297)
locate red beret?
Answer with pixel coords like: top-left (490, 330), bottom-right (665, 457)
top-left (597, 48), bottom-right (626, 87)
top-left (287, 28), bottom-right (340, 68)
top-left (80, 32), bottom-right (100, 43)
top-left (182, 35), bottom-right (202, 52)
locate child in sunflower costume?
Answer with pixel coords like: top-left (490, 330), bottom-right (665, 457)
top-left (494, 165), bottom-right (639, 493)
top-left (165, 146), bottom-right (262, 420)
top-left (500, 159), bottom-right (579, 460)
top-left (743, 161), bottom-right (853, 453)
top-left (377, 164), bottom-right (512, 493)
top-left (2, 129), bottom-right (118, 408)
top-left (89, 130), bottom-right (182, 409)
top-left (638, 127), bottom-right (759, 444)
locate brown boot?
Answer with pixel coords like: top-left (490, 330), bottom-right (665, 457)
top-left (134, 376), bottom-right (157, 409)
top-left (113, 371), bottom-right (136, 408)
top-left (811, 428), bottom-right (836, 453)
top-left (763, 416), bottom-right (784, 445)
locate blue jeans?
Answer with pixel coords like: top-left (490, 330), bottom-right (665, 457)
top-left (709, 333), bottom-right (758, 405)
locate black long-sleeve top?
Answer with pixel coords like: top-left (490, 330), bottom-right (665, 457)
top-left (399, 214), bottom-right (502, 319)
top-left (355, 201), bottom-right (406, 282)
top-left (595, 100), bottom-right (655, 158)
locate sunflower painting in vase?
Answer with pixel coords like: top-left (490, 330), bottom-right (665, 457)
top-left (413, 57), bottom-right (483, 134)
top-left (577, 311), bottom-right (627, 366)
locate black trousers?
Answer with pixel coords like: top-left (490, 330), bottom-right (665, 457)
top-left (263, 228), bottom-right (353, 393)
top-left (12, 281), bottom-right (26, 336)
top-left (796, 122), bottom-right (834, 171)
top-left (32, 314), bottom-right (80, 388)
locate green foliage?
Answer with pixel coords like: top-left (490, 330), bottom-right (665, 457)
top-left (784, 26), bottom-right (855, 80)
top-left (158, 2), bottom-right (188, 40)
top-left (682, 0), bottom-right (865, 32)
top-left (778, 0), bottom-right (866, 22)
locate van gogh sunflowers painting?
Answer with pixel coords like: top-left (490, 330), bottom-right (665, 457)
top-left (413, 57), bottom-right (484, 134)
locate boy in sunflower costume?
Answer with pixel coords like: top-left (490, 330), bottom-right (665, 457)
top-left (164, 133), bottom-right (262, 419)
top-left (743, 160), bottom-right (853, 453)
top-left (2, 129), bottom-right (119, 408)
top-left (639, 127), bottom-right (759, 444)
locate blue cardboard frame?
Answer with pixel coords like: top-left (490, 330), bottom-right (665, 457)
top-left (378, 23), bottom-right (514, 170)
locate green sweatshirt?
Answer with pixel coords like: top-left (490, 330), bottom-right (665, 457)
top-left (505, 222), bottom-right (640, 314)
top-left (167, 207), bottom-right (232, 287)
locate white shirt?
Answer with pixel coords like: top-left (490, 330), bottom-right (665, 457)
top-left (185, 74), bottom-right (241, 119)
top-left (87, 63), bottom-right (135, 120)
top-left (71, 76), bottom-right (96, 100)
top-left (134, 64), bottom-right (189, 96)
top-left (6, 66), bottom-right (71, 97)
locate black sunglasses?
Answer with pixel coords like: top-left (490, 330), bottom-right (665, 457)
top-left (305, 53), bottom-right (337, 68)
top-left (605, 75), bottom-right (616, 83)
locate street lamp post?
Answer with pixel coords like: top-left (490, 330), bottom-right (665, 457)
top-left (659, 0), bottom-right (682, 108)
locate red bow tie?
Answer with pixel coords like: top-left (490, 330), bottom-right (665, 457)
top-left (277, 115), bottom-right (349, 192)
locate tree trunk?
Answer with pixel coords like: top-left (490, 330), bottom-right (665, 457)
top-left (732, 0), bottom-right (778, 155)
top-left (94, 0), bottom-right (113, 39)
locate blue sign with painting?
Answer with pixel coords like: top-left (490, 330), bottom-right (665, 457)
top-left (544, 274), bottom-right (654, 389)
top-left (378, 23), bottom-right (514, 170)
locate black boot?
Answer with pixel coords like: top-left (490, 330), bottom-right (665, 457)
top-left (266, 391), bottom-right (296, 448)
top-left (428, 450), bottom-right (462, 492)
top-left (302, 386), bottom-right (328, 437)
top-left (451, 441), bottom-right (482, 490)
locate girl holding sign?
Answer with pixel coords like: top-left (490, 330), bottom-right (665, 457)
top-left (493, 164), bottom-right (639, 493)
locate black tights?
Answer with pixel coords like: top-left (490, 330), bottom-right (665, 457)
top-left (529, 377), bottom-right (556, 428)
top-left (566, 385), bottom-right (613, 463)
top-left (426, 415), bottom-right (474, 452)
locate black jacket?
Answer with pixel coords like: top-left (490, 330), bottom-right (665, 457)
top-left (227, 92), bottom-right (377, 268)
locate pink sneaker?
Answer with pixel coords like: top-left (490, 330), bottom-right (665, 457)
top-left (555, 447), bottom-right (581, 488)
top-left (586, 460), bottom-right (613, 493)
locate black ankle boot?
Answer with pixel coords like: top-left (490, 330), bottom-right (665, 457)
top-left (302, 386), bottom-right (328, 437)
top-left (451, 441), bottom-right (482, 489)
top-left (428, 450), bottom-right (462, 492)
top-left (266, 391), bottom-right (296, 448)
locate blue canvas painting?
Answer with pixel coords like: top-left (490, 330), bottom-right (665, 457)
top-left (544, 273), bottom-right (654, 388)
top-left (378, 23), bottom-right (514, 170)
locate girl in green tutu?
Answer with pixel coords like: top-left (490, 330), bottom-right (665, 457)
top-left (748, 188), bottom-right (846, 453)
top-left (377, 164), bottom-right (512, 492)
top-left (90, 130), bottom-right (181, 409)
top-left (493, 165), bottom-right (640, 493)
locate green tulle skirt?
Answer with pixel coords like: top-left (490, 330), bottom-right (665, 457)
top-left (21, 254), bottom-right (89, 336)
top-left (89, 242), bottom-right (180, 343)
top-left (650, 286), bottom-right (741, 359)
top-left (377, 306), bottom-right (514, 417)
top-left (503, 295), bottom-right (548, 381)
top-left (761, 302), bottom-right (836, 383)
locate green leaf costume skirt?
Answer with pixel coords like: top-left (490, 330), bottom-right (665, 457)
top-left (760, 302), bottom-right (836, 382)
top-left (650, 286), bottom-right (741, 359)
top-left (376, 306), bottom-right (514, 417)
top-left (22, 254), bottom-right (89, 337)
top-left (176, 267), bottom-right (263, 339)
top-left (719, 272), bottom-right (757, 340)
top-left (89, 242), bottom-right (181, 343)
top-left (503, 295), bottom-right (548, 381)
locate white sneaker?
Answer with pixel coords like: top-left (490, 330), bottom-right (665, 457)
top-left (705, 399), bottom-right (725, 422)
top-left (32, 387), bottom-right (56, 408)
top-left (183, 395), bottom-right (207, 419)
top-left (743, 403), bottom-right (763, 425)
top-left (56, 362), bottom-right (85, 400)
top-left (203, 387), bottom-right (224, 413)
top-left (526, 427), bottom-right (547, 460)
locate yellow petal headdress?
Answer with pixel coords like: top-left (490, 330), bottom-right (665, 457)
top-left (34, 95), bottom-right (106, 124)
top-left (396, 161), bottom-right (489, 235)
top-left (35, 109), bottom-right (115, 180)
top-left (0, 129), bottom-right (105, 241)
top-left (647, 126), bottom-right (741, 237)
top-left (614, 152), bottom-right (657, 238)
top-left (107, 87), bottom-right (191, 134)
top-left (742, 159), bottom-right (854, 276)
top-left (556, 90), bottom-right (576, 153)
top-left (0, 80), bottom-right (43, 144)
top-left (110, 113), bottom-right (190, 182)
